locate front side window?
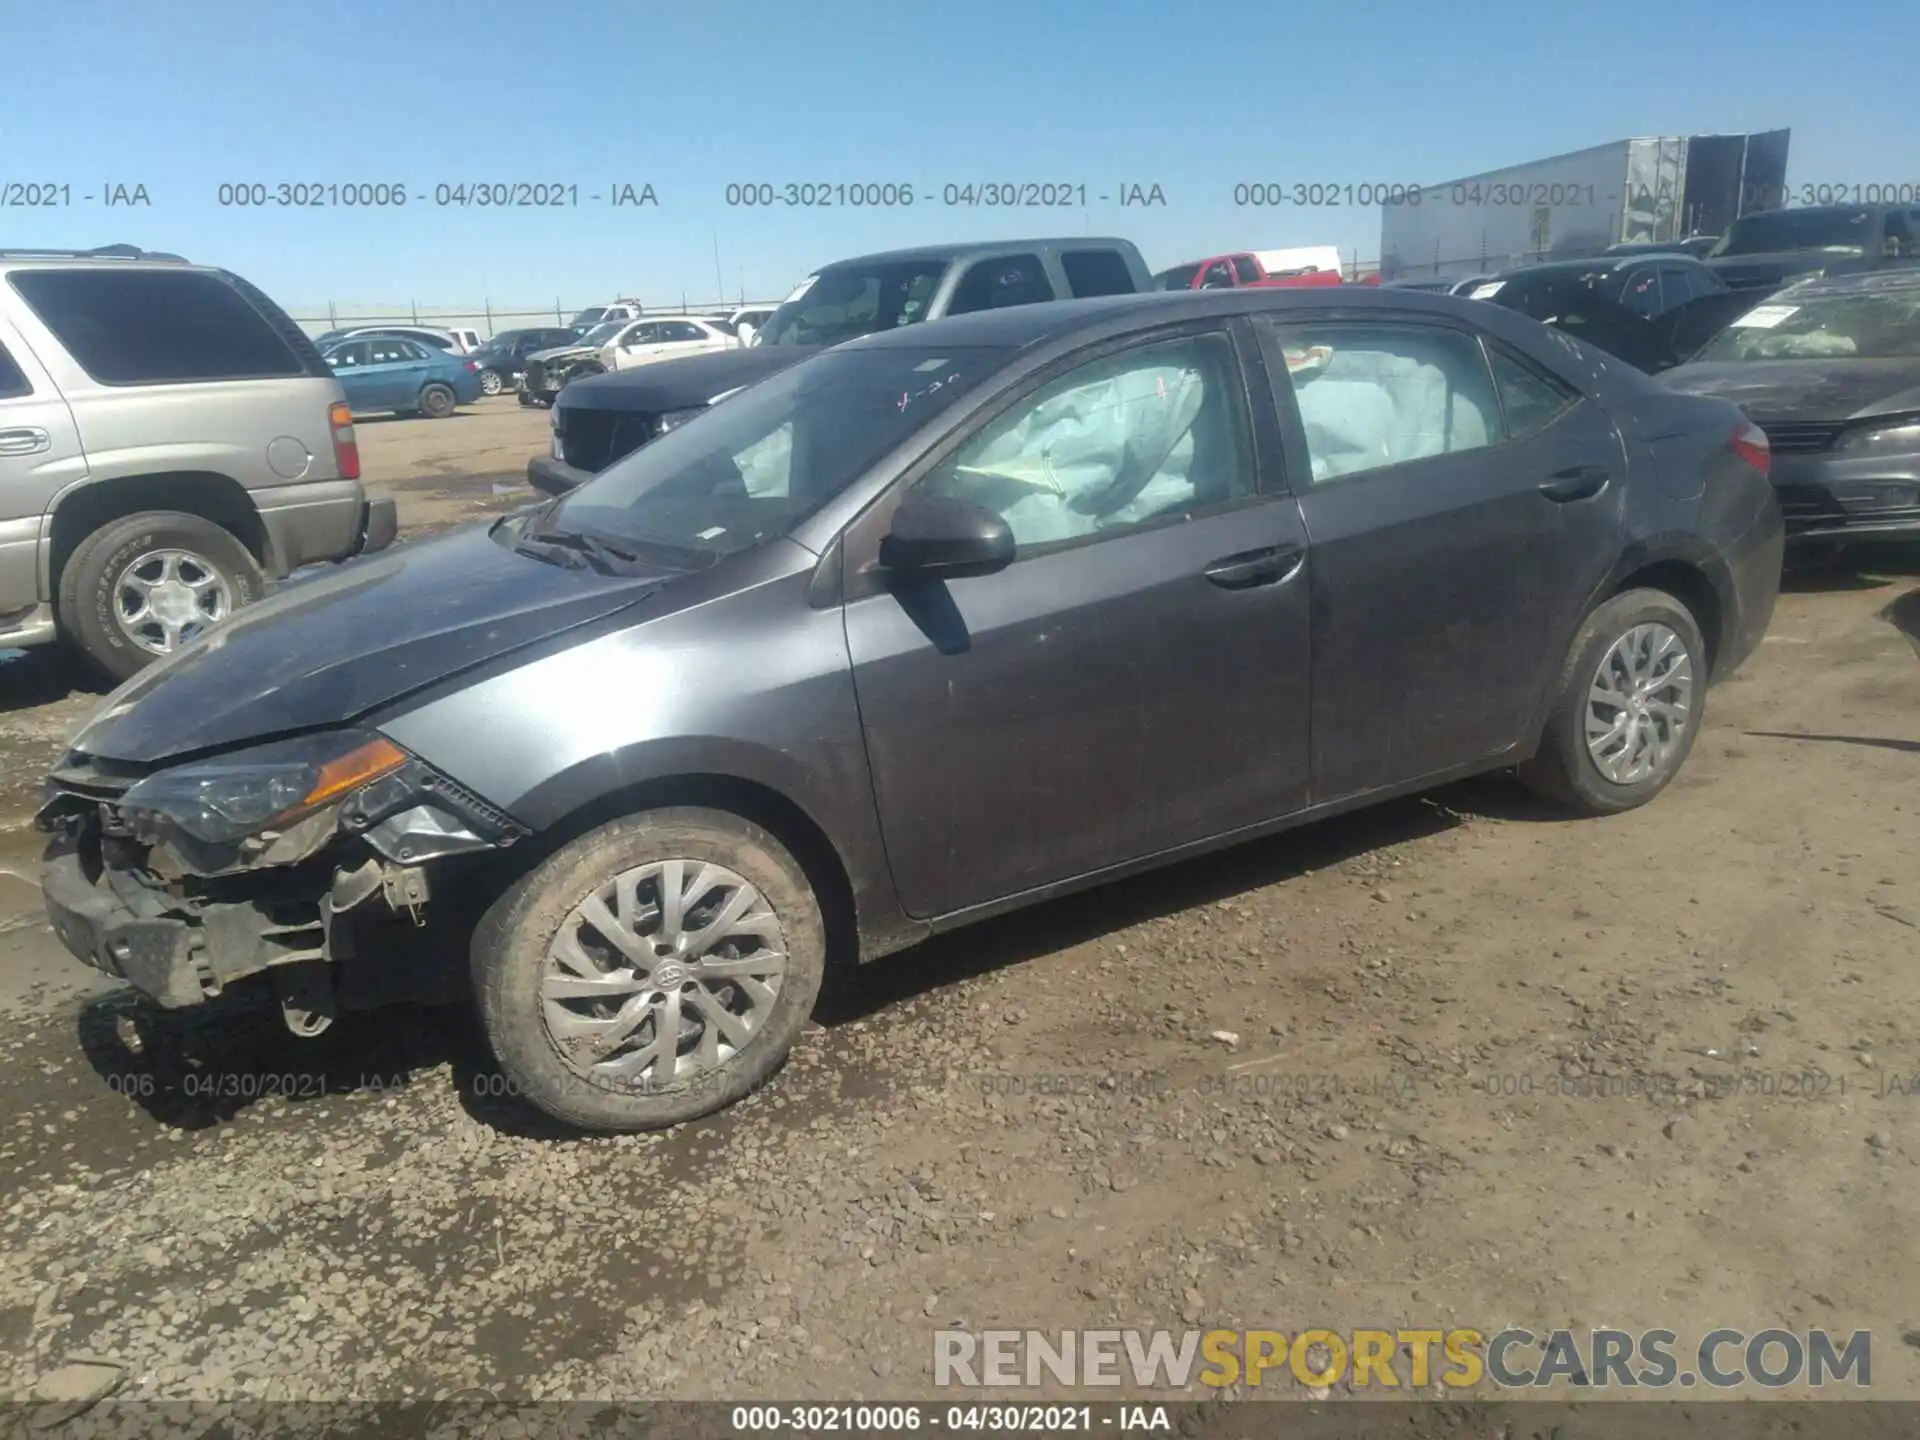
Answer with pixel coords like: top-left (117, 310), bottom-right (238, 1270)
top-left (1199, 260), bottom-right (1235, 289)
top-left (1231, 255), bottom-right (1262, 284)
top-left (1265, 322), bottom-right (1500, 483)
top-left (657, 321), bottom-right (708, 343)
top-left (549, 344), bottom-right (1013, 562)
top-left (915, 333), bottom-right (1255, 550)
top-left (326, 340), bottom-right (371, 368)
top-left (756, 261), bottom-right (949, 346)
top-left (10, 269), bottom-right (305, 385)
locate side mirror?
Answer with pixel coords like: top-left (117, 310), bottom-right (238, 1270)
top-left (879, 496), bottom-right (1014, 581)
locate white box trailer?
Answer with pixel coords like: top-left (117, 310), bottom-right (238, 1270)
top-left (1379, 131), bottom-right (1790, 280)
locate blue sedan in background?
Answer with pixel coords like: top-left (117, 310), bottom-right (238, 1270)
top-left (322, 335), bottom-right (483, 418)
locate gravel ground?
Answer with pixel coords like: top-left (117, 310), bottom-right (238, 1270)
top-left (2, 409), bottom-right (1918, 1406)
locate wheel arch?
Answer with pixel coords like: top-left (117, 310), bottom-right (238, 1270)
top-left (497, 762), bottom-right (870, 974)
top-left (1590, 539), bottom-right (1730, 677)
top-left (47, 471), bottom-right (270, 596)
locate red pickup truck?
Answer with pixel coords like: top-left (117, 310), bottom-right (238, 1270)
top-left (1154, 251), bottom-right (1345, 290)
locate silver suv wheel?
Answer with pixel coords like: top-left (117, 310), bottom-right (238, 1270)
top-left (113, 547), bottom-right (233, 656)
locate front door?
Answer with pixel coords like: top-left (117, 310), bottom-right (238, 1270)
top-left (1255, 315), bottom-right (1625, 801)
top-left (844, 324), bottom-right (1313, 920)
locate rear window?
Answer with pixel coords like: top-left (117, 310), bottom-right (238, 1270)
top-left (1061, 249), bottom-right (1138, 297)
top-left (10, 269), bottom-right (307, 385)
top-left (0, 340), bottom-right (30, 397)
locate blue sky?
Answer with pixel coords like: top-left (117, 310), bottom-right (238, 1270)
top-left (3, 0), bottom-right (1913, 314)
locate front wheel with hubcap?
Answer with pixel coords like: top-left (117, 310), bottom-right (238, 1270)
top-left (1519, 587), bottom-right (1705, 815)
top-left (57, 510), bottom-right (264, 682)
top-left (472, 807), bottom-right (826, 1132)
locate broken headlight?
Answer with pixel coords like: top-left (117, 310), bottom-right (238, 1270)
top-left (121, 730), bottom-right (409, 847)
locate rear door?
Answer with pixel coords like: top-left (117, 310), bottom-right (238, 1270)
top-left (843, 320), bottom-right (1314, 918)
top-left (1255, 313), bottom-right (1626, 800)
top-left (363, 337), bottom-right (429, 407)
top-left (0, 321), bottom-right (86, 622)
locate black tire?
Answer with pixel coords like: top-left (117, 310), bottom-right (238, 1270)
top-left (419, 382), bottom-right (458, 418)
top-left (478, 368), bottom-right (505, 396)
top-left (472, 807), bottom-right (826, 1133)
top-left (1518, 587), bottom-right (1706, 815)
top-left (57, 510), bottom-right (264, 683)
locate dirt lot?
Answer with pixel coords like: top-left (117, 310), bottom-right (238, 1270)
top-left (2, 400), bottom-right (1918, 1406)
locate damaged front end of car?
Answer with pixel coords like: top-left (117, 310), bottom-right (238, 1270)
top-left (36, 730), bottom-right (525, 1036)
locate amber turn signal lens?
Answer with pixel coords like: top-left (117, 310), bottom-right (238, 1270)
top-left (300, 737), bottom-right (408, 809)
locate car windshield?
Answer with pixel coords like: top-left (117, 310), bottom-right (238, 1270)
top-left (1691, 285), bottom-right (1920, 361)
top-left (754, 261), bottom-right (950, 347)
top-left (1709, 209), bottom-right (1874, 258)
top-left (1484, 268), bottom-right (1617, 314)
top-left (1156, 264), bottom-right (1202, 291)
top-left (575, 322), bottom-right (625, 346)
top-left (543, 344), bottom-right (1012, 561)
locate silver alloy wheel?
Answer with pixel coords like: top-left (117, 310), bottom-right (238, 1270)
top-left (112, 548), bottom-right (232, 656)
top-left (540, 859), bottom-right (788, 1088)
top-left (1584, 621), bottom-right (1694, 785)
top-left (479, 369), bottom-right (504, 395)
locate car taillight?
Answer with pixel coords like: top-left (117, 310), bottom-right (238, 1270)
top-left (1729, 418), bottom-right (1770, 477)
top-left (464, 359), bottom-right (478, 372)
top-left (329, 401), bottom-right (360, 481)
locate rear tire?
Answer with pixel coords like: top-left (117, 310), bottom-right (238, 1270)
top-left (58, 510), bottom-right (264, 682)
top-left (419, 383), bottom-right (457, 419)
top-left (478, 368), bottom-right (505, 396)
top-left (1518, 588), bottom-right (1706, 815)
top-left (472, 807), bottom-right (826, 1133)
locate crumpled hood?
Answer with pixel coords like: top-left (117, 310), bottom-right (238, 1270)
top-left (528, 343), bottom-right (598, 365)
top-left (560, 345), bottom-right (820, 413)
top-left (1659, 358), bottom-right (1920, 423)
top-left (70, 523), bottom-right (672, 766)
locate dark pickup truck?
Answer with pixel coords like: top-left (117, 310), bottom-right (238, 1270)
top-left (528, 237), bottom-right (1153, 495)
top-left (1706, 204), bottom-right (1920, 296)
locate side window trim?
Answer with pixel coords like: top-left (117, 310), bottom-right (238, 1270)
top-left (1482, 337), bottom-right (1583, 441)
top-left (0, 337), bottom-right (34, 398)
top-left (837, 320), bottom-right (1282, 600)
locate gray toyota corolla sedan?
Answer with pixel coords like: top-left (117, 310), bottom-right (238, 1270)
top-left (36, 288), bottom-right (1784, 1133)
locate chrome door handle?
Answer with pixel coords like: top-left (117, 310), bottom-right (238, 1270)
top-left (0, 427), bottom-right (51, 456)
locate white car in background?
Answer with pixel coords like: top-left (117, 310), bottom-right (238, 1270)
top-left (600, 315), bottom-right (735, 371)
top-left (728, 306), bottom-right (776, 346)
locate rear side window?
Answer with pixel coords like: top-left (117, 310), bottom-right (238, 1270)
top-left (10, 269), bottom-right (306, 385)
top-left (947, 254), bottom-right (1054, 315)
top-left (1060, 249), bottom-right (1138, 298)
top-left (0, 340), bottom-right (30, 397)
top-left (1265, 321), bottom-right (1501, 483)
top-left (1487, 345), bottom-right (1578, 438)
top-left (1231, 255), bottom-right (1262, 283)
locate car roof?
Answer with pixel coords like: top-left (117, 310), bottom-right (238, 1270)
top-left (1734, 203), bottom-right (1900, 220)
top-left (1773, 266), bottom-right (1920, 302)
top-left (839, 285), bottom-right (1554, 352)
top-left (816, 238), bottom-right (1137, 271)
top-left (1494, 255), bottom-right (1697, 281)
